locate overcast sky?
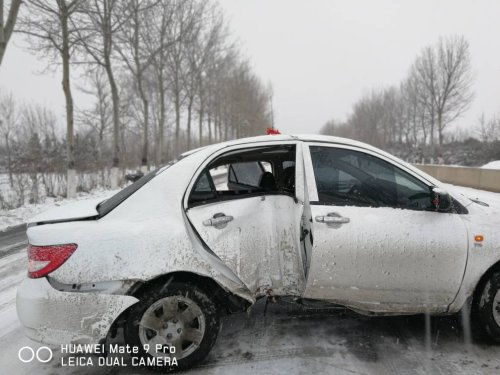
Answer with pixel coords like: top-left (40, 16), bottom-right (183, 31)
top-left (1, 0), bottom-right (500, 135)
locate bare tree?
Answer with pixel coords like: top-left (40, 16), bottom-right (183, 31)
top-left (0, 0), bottom-right (22, 65)
top-left (180, 1), bottom-right (209, 149)
top-left (163, 0), bottom-right (199, 155)
top-left (144, 0), bottom-right (181, 163)
top-left (74, 0), bottom-right (129, 188)
top-left (401, 75), bottom-right (429, 146)
top-left (0, 90), bottom-right (17, 186)
top-left (116, 0), bottom-right (181, 171)
top-left (190, 5), bottom-right (226, 147)
top-left (434, 36), bottom-right (474, 145)
top-left (77, 69), bottom-right (112, 183)
top-left (410, 47), bottom-right (437, 147)
top-left (18, 103), bottom-right (58, 203)
top-left (412, 36), bottom-right (474, 146)
top-left (476, 113), bottom-right (500, 143)
top-left (17, 0), bottom-right (83, 198)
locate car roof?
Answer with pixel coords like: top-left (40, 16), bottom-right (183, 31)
top-left (184, 133), bottom-right (386, 156)
top-left (183, 134), bottom-right (372, 149)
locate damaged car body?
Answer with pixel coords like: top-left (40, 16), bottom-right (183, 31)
top-left (16, 134), bottom-right (500, 371)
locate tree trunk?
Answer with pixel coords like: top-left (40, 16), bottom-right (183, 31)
top-left (437, 112), bottom-right (444, 146)
top-left (60, 3), bottom-right (76, 198)
top-left (98, 131), bottom-right (105, 187)
top-left (198, 106), bottom-right (203, 147)
top-left (138, 86), bottom-right (149, 171)
top-left (174, 90), bottom-right (181, 156)
top-left (207, 113), bottom-right (212, 144)
top-left (0, 0), bottom-right (22, 65)
top-left (186, 96), bottom-right (193, 150)
top-left (429, 107), bottom-right (435, 147)
top-left (158, 82), bottom-right (166, 163)
top-left (30, 173), bottom-right (39, 204)
top-left (104, 56), bottom-right (120, 188)
top-left (5, 134), bottom-right (13, 188)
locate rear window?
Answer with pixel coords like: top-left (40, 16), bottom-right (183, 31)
top-left (97, 163), bottom-right (175, 217)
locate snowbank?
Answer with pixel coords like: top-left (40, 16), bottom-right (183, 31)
top-left (481, 160), bottom-right (500, 170)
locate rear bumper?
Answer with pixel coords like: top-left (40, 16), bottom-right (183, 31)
top-left (16, 277), bottom-right (138, 345)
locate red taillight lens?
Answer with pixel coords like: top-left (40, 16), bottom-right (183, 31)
top-left (28, 243), bottom-right (77, 278)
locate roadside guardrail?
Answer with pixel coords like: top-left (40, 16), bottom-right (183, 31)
top-left (414, 164), bottom-right (500, 193)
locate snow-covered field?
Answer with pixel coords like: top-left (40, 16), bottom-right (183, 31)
top-left (0, 188), bottom-right (119, 232)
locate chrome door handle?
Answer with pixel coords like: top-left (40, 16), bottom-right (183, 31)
top-left (315, 212), bottom-right (350, 226)
top-left (203, 213), bottom-right (233, 229)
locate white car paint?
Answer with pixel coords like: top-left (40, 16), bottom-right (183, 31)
top-left (16, 134), bottom-right (500, 346)
top-left (185, 140), bottom-right (307, 296)
top-left (301, 142), bottom-right (469, 313)
top-left (16, 277), bottom-right (138, 344)
top-left (29, 197), bottom-right (101, 223)
top-left (187, 195), bottom-right (305, 296)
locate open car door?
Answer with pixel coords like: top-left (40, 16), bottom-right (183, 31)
top-left (185, 142), bottom-right (311, 298)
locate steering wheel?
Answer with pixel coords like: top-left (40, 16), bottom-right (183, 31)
top-left (285, 174), bottom-right (295, 190)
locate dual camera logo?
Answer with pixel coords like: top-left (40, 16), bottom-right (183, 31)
top-left (18, 346), bottom-right (53, 363)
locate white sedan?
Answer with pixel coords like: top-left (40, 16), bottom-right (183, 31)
top-left (17, 134), bottom-right (500, 371)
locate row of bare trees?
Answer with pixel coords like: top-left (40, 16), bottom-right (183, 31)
top-left (0, 93), bottom-right (66, 208)
top-left (321, 35), bottom-right (475, 154)
top-left (0, 0), bottom-right (272, 202)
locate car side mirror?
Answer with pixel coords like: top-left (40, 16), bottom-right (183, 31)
top-left (431, 187), bottom-right (452, 212)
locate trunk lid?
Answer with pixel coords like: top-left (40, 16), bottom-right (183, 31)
top-left (27, 198), bottom-right (103, 226)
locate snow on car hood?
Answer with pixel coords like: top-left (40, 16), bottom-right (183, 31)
top-left (445, 184), bottom-right (500, 210)
top-left (27, 197), bottom-right (104, 224)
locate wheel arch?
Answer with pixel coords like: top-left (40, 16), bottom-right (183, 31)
top-left (129, 271), bottom-right (251, 314)
top-left (104, 271), bottom-right (251, 345)
top-left (472, 259), bottom-right (500, 310)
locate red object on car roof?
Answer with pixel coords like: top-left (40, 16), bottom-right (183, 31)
top-left (266, 128), bottom-right (281, 135)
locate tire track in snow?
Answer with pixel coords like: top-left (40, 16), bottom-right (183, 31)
top-left (0, 226), bottom-right (27, 340)
top-left (0, 251), bottom-right (25, 338)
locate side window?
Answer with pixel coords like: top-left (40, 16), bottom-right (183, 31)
top-left (310, 146), bottom-right (432, 210)
top-left (195, 172), bottom-right (212, 192)
top-left (190, 171), bottom-right (217, 203)
top-left (228, 162), bottom-right (263, 187)
top-left (189, 145), bottom-right (296, 206)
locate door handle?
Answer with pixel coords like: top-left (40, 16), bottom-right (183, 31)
top-left (315, 212), bottom-right (350, 225)
top-left (203, 213), bottom-right (233, 229)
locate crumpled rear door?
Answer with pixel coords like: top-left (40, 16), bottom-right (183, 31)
top-left (186, 195), bottom-right (304, 297)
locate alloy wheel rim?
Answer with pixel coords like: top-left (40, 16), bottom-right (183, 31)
top-left (138, 295), bottom-right (205, 360)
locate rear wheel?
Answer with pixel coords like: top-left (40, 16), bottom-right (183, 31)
top-left (124, 281), bottom-right (221, 371)
top-left (474, 271), bottom-right (500, 343)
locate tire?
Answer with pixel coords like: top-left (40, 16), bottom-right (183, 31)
top-left (473, 271), bottom-right (500, 343)
top-left (124, 281), bottom-right (221, 372)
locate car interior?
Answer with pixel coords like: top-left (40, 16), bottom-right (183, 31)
top-left (189, 145), bottom-right (296, 206)
top-left (310, 146), bottom-right (435, 210)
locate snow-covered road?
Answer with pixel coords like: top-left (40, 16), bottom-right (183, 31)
top-left (1, 185), bottom-right (499, 374)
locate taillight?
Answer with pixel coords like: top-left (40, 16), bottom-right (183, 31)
top-left (28, 243), bottom-right (77, 278)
